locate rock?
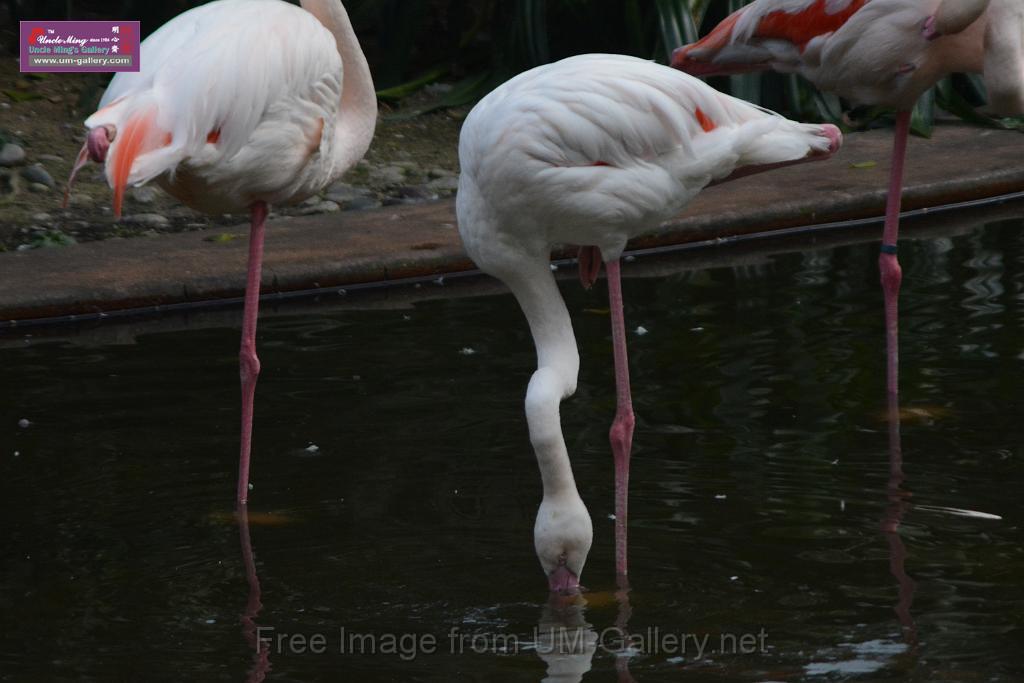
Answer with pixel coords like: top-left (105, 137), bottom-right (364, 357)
top-left (426, 175), bottom-right (460, 193)
top-left (344, 196), bottom-right (382, 211)
top-left (31, 212), bottom-right (51, 223)
top-left (298, 200), bottom-right (340, 215)
top-left (0, 143), bottom-right (26, 167)
top-left (393, 160), bottom-right (420, 172)
top-left (131, 186), bottom-right (157, 203)
top-left (369, 165), bottom-right (406, 185)
top-left (124, 213), bottom-right (169, 227)
top-left (21, 164), bottom-right (55, 188)
top-left (0, 169), bottom-right (15, 196)
top-left (29, 182), bottom-right (49, 193)
top-left (37, 154), bottom-right (63, 163)
top-left (397, 185), bottom-right (434, 201)
top-left (325, 181), bottom-right (372, 204)
top-left (427, 167), bottom-right (453, 179)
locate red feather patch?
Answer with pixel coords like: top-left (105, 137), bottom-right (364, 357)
top-left (755, 0), bottom-right (867, 48)
top-left (695, 107), bottom-right (717, 132)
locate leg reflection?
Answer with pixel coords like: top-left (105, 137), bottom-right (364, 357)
top-left (238, 505), bottom-right (271, 682)
top-left (882, 394), bottom-right (917, 646)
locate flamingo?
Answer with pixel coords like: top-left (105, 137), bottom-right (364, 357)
top-left (671, 0), bottom-right (1024, 396)
top-left (64, 0), bottom-right (377, 504)
top-left (456, 53), bottom-right (842, 591)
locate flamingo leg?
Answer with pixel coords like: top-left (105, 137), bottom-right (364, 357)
top-left (237, 201), bottom-right (268, 504)
top-left (880, 110), bottom-right (910, 398)
top-left (606, 258), bottom-right (635, 579)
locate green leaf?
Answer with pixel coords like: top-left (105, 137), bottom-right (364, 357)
top-left (3, 90), bottom-right (41, 103)
top-left (375, 66), bottom-right (449, 102)
top-left (204, 233), bottom-right (240, 243)
top-left (385, 71), bottom-right (499, 120)
top-left (910, 87), bottom-right (935, 138)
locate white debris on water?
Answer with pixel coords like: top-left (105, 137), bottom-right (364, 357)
top-left (550, 263), bottom-right (558, 271)
top-left (635, 326), bottom-right (648, 336)
top-left (715, 494), bottom-right (727, 500)
top-left (17, 418), bottom-right (30, 428)
top-left (459, 347), bottom-right (477, 356)
top-left (608, 514), bottom-right (616, 520)
top-left (917, 504), bottom-right (1002, 520)
top-left (305, 444), bottom-right (320, 454)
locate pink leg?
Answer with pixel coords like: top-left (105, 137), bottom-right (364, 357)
top-left (879, 111), bottom-right (911, 399)
top-left (606, 259), bottom-right (635, 579)
top-left (237, 202), bottom-right (268, 504)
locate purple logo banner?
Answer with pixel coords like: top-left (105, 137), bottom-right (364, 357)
top-left (20, 21), bottom-right (140, 73)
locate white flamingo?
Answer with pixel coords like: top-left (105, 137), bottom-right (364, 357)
top-left (672, 0), bottom-right (1024, 397)
top-left (456, 53), bottom-right (842, 591)
top-left (66, 0), bottom-right (377, 504)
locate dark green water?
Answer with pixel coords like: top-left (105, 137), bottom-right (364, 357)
top-left (1, 216), bottom-right (1022, 682)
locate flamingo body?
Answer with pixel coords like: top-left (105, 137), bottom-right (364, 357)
top-left (81, 0), bottom-right (374, 216)
top-left (671, 0), bottom-right (1013, 112)
top-left (457, 54), bottom-right (841, 590)
top-left (673, 0), bottom-right (1022, 400)
top-left (71, 0), bottom-right (377, 503)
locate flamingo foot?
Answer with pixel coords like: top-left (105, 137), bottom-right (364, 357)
top-left (921, 15), bottom-right (939, 41)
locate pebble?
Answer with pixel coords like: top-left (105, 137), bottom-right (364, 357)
top-left (0, 143), bottom-right (25, 166)
top-left (344, 196), bottom-right (382, 211)
top-left (324, 181), bottom-right (372, 204)
top-left (396, 185), bottom-right (435, 201)
top-left (28, 182), bottom-right (49, 193)
top-left (21, 164), bottom-right (55, 188)
top-left (131, 186), bottom-right (157, 203)
top-left (369, 164), bottom-right (406, 185)
top-left (31, 212), bottom-right (51, 222)
top-left (37, 154), bottom-right (64, 163)
top-left (426, 175), bottom-right (459, 193)
top-left (298, 200), bottom-right (340, 215)
top-left (124, 213), bottom-right (170, 227)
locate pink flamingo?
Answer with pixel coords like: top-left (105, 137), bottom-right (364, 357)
top-left (66, 0), bottom-right (378, 504)
top-left (457, 53), bottom-right (841, 591)
top-left (672, 0), bottom-right (1024, 396)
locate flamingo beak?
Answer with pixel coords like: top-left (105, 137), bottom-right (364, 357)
top-left (548, 564), bottom-right (581, 595)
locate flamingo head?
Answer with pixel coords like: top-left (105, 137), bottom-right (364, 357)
top-left (87, 124), bottom-right (116, 162)
top-left (535, 494), bottom-right (593, 595)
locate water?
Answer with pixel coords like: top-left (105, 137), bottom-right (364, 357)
top-left (1, 212), bottom-right (1022, 682)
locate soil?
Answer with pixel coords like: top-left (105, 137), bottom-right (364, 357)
top-left (0, 56), bottom-right (465, 252)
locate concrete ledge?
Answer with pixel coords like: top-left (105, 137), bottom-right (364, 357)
top-left (1, 123), bottom-right (1022, 322)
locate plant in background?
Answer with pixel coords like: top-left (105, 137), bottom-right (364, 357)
top-left (9, 0), bottom-right (1017, 131)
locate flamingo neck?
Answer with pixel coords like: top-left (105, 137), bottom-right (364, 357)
top-left (300, 0), bottom-right (377, 169)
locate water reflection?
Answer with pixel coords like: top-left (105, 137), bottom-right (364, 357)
top-left (238, 506), bottom-right (271, 682)
top-left (882, 394), bottom-right (917, 647)
top-left (535, 593), bottom-right (597, 682)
